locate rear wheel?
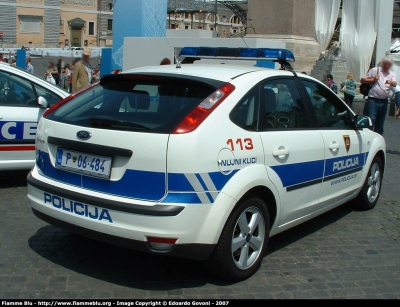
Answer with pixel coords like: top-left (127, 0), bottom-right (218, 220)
top-left (206, 196), bottom-right (269, 281)
top-left (354, 156), bottom-right (383, 210)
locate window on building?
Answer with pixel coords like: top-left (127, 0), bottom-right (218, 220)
top-left (185, 25), bottom-right (189, 30)
top-left (88, 21), bottom-right (95, 36)
top-left (230, 16), bottom-right (241, 25)
top-left (19, 16), bottom-right (42, 34)
top-left (107, 19), bottom-right (113, 31)
top-left (59, 19), bottom-right (65, 34)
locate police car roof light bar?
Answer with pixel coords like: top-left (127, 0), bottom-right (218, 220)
top-left (179, 47), bottom-right (296, 62)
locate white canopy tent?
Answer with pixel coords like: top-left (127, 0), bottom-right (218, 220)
top-left (315, 0), bottom-right (341, 50)
top-left (339, 0), bottom-right (377, 80)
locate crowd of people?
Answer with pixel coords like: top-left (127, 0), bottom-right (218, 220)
top-left (0, 47), bottom-right (93, 94)
top-left (42, 47), bottom-right (93, 93)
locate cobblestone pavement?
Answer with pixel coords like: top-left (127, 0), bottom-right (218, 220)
top-left (1, 119), bottom-right (400, 299)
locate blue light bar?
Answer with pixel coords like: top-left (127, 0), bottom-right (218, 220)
top-left (179, 47), bottom-right (295, 62)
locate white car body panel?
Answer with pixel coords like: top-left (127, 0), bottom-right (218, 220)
top-left (27, 64), bottom-right (386, 261)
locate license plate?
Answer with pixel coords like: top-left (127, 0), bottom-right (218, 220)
top-left (55, 148), bottom-right (112, 178)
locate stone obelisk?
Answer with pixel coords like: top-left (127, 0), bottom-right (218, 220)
top-left (246, 0), bottom-right (321, 72)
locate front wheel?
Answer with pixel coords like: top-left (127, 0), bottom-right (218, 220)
top-left (354, 156), bottom-right (383, 210)
top-left (206, 197), bottom-right (270, 281)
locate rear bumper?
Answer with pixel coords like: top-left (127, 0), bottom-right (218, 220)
top-left (28, 173), bottom-right (183, 217)
top-left (32, 208), bottom-right (215, 260)
top-left (27, 168), bottom-right (237, 260)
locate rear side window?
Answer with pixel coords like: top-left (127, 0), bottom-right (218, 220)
top-left (46, 75), bottom-right (219, 134)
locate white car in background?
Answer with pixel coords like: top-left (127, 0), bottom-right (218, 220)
top-left (0, 62), bottom-right (69, 170)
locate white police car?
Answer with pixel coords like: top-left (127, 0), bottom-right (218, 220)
top-left (0, 62), bottom-right (68, 170)
top-left (27, 48), bottom-right (385, 281)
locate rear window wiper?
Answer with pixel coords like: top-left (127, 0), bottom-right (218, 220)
top-left (89, 116), bottom-right (150, 130)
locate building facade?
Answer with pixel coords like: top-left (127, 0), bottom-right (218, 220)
top-left (59, 0), bottom-right (98, 48)
top-left (0, 0), bottom-right (243, 48)
top-left (97, 0), bottom-right (113, 47)
top-left (166, 5), bottom-right (244, 38)
top-left (0, 0), bottom-right (101, 48)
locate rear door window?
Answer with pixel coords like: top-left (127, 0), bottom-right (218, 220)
top-left (46, 75), bottom-right (220, 134)
top-left (260, 78), bottom-right (311, 130)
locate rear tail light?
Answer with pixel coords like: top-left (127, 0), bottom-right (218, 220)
top-left (43, 95), bottom-right (74, 117)
top-left (172, 83), bottom-right (235, 134)
top-left (147, 237), bottom-right (177, 252)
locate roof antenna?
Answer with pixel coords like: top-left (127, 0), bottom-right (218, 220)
top-left (155, 16), bottom-right (181, 68)
top-left (241, 36), bottom-right (250, 49)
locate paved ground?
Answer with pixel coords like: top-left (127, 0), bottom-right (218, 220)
top-left (0, 120), bottom-right (400, 299)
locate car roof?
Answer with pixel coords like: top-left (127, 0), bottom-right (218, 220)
top-left (123, 64), bottom-right (295, 82)
top-left (0, 62), bottom-right (68, 98)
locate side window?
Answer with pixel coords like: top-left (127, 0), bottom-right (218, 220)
top-left (230, 85), bottom-right (259, 131)
top-left (260, 78), bottom-right (310, 130)
top-left (0, 71), bottom-right (36, 106)
top-left (34, 83), bottom-right (63, 107)
top-left (302, 80), bottom-right (353, 129)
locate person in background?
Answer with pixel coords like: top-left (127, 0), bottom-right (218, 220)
top-left (63, 63), bottom-right (72, 91)
top-left (57, 57), bottom-right (64, 88)
top-left (326, 74), bottom-right (338, 93)
top-left (25, 57), bottom-right (34, 74)
top-left (69, 58), bottom-right (79, 93)
top-left (46, 62), bottom-right (58, 82)
top-left (72, 48), bottom-right (92, 93)
top-left (340, 73), bottom-right (357, 109)
top-left (0, 53), bottom-right (7, 63)
top-left (361, 56), bottom-right (397, 135)
top-left (390, 85), bottom-right (400, 119)
top-left (160, 58), bottom-right (171, 65)
top-left (11, 57), bottom-right (16, 66)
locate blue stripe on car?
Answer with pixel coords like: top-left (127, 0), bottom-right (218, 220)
top-left (270, 160), bottom-right (325, 188)
top-left (37, 150), bottom-right (166, 201)
top-left (324, 153), bottom-right (366, 177)
top-left (37, 149), bottom-right (369, 204)
top-left (161, 193), bottom-right (202, 204)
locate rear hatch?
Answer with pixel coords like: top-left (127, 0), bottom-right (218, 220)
top-left (39, 74), bottom-right (219, 202)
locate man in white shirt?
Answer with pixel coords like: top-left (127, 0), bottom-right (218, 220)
top-left (361, 56), bottom-right (397, 135)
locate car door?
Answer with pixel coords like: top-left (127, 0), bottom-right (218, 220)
top-left (258, 77), bottom-right (326, 227)
top-left (300, 79), bottom-right (365, 206)
top-left (0, 70), bottom-right (51, 170)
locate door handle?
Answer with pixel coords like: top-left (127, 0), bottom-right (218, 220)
top-left (329, 142), bottom-right (340, 152)
top-left (273, 147), bottom-right (290, 159)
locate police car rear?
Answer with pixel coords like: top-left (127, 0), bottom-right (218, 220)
top-left (27, 67), bottom-right (243, 265)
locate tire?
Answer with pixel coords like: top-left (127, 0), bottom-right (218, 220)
top-left (206, 196), bottom-right (270, 281)
top-left (354, 156), bottom-right (383, 211)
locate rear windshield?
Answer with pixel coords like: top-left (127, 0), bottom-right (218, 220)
top-left (46, 75), bottom-right (219, 134)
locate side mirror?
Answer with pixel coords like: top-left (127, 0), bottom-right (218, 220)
top-left (354, 115), bottom-right (372, 130)
top-left (37, 96), bottom-right (49, 108)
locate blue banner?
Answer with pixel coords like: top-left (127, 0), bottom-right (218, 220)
top-left (112, 0), bottom-right (167, 69)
